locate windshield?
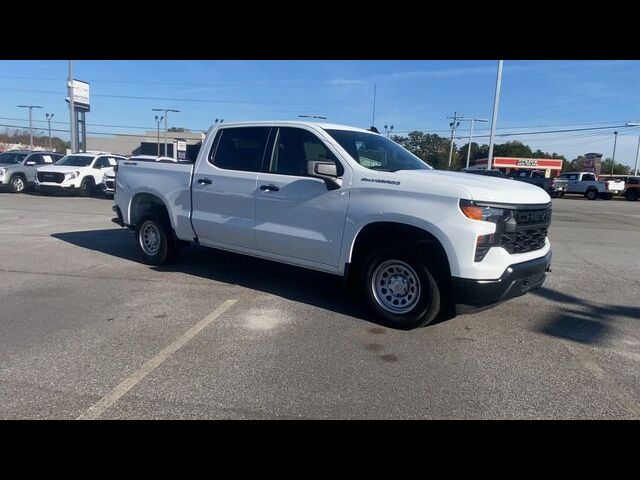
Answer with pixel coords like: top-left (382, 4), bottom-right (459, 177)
top-left (325, 129), bottom-right (432, 172)
top-left (55, 155), bottom-right (94, 167)
top-left (0, 152), bottom-right (29, 165)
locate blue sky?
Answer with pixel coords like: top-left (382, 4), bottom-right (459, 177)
top-left (1, 60), bottom-right (639, 166)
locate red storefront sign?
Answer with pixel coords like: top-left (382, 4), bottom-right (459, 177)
top-left (476, 157), bottom-right (563, 170)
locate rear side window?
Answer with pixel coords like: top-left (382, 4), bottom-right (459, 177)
top-left (268, 127), bottom-right (341, 177)
top-left (583, 174), bottom-right (596, 181)
top-left (211, 127), bottom-right (270, 172)
top-left (28, 154), bottom-right (44, 165)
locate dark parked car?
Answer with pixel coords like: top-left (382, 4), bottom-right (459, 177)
top-left (461, 168), bottom-right (506, 178)
top-left (624, 177), bottom-right (640, 201)
top-left (508, 169), bottom-right (555, 195)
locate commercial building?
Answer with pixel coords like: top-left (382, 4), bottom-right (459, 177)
top-left (84, 130), bottom-right (204, 161)
top-left (475, 157), bottom-right (564, 177)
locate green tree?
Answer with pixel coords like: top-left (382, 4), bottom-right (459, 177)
top-left (392, 131), bottom-right (454, 170)
top-left (600, 158), bottom-right (631, 175)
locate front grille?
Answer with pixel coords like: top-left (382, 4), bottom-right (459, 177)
top-left (499, 205), bottom-right (551, 255)
top-left (105, 180), bottom-right (114, 189)
top-left (501, 227), bottom-right (548, 254)
top-left (37, 171), bottom-right (64, 183)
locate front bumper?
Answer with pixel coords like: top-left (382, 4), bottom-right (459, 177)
top-left (452, 251), bottom-right (551, 312)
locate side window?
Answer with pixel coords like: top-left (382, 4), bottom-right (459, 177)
top-left (211, 127), bottom-right (270, 172)
top-left (568, 174), bottom-right (579, 181)
top-left (42, 154), bottom-right (54, 164)
top-left (94, 157), bottom-right (109, 169)
top-left (268, 127), bottom-right (341, 177)
top-left (583, 174), bottom-right (596, 181)
top-left (107, 157), bottom-right (118, 166)
top-left (28, 154), bottom-right (43, 165)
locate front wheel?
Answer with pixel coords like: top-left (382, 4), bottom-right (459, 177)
top-left (9, 175), bottom-right (26, 193)
top-left (78, 178), bottom-right (95, 197)
top-left (363, 248), bottom-right (441, 330)
top-left (134, 212), bottom-right (178, 266)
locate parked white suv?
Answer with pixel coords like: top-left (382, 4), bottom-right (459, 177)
top-left (113, 121), bottom-right (552, 329)
top-left (37, 152), bottom-right (126, 196)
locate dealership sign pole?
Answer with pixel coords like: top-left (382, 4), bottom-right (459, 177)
top-left (487, 60), bottom-right (503, 171)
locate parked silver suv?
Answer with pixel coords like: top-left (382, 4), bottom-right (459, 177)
top-left (0, 150), bottom-right (64, 193)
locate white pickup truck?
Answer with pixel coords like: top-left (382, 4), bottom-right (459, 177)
top-left (552, 172), bottom-right (624, 200)
top-left (113, 121), bottom-right (552, 329)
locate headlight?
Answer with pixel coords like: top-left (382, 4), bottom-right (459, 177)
top-left (65, 171), bottom-right (79, 180)
top-left (460, 200), bottom-right (514, 262)
top-left (0, 168), bottom-right (6, 176)
top-left (459, 199), bottom-right (506, 223)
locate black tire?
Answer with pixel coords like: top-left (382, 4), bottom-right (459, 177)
top-left (8, 175), bottom-right (27, 194)
top-left (78, 178), bottom-right (95, 197)
top-left (363, 245), bottom-right (441, 330)
top-left (626, 190), bottom-right (638, 201)
top-left (585, 189), bottom-right (598, 200)
top-left (134, 211), bottom-right (178, 266)
top-left (559, 192), bottom-right (565, 198)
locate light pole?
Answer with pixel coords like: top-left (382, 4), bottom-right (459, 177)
top-left (487, 60), bottom-right (504, 170)
top-left (214, 118), bottom-right (224, 126)
top-left (152, 108), bottom-right (180, 156)
top-left (45, 113), bottom-right (54, 150)
top-left (459, 117), bottom-right (488, 169)
top-left (611, 131), bottom-right (618, 175)
top-left (18, 105), bottom-right (43, 150)
top-left (447, 112), bottom-right (462, 168)
top-left (154, 115), bottom-right (163, 156)
top-left (626, 123), bottom-right (640, 176)
top-left (384, 124), bottom-right (394, 138)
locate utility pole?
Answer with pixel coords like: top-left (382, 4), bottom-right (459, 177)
top-left (459, 117), bottom-right (489, 169)
top-left (625, 123), bottom-right (640, 176)
top-left (152, 108), bottom-right (180, 156)
top-left (17, 105), bottom-right (43, 150)
top-left (487, 60), bottom-right (504, 171)
top-left (154, 115), bottom-right (163, 156)
top-left (610, 131), bottom-right (618, 175)
top-left (371, 84), bottom-right (377, 128)
top-left (447, 112), bottom-right (462, 168)
top-left (45, 113), bottom-right (54, 150)
top-left (68, 60), bottom-right (76, 153)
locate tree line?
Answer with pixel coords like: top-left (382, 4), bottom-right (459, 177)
top-left (391, 130), bottom-right (633, 175)
top-left (0, 128), bottom-right (69, 153)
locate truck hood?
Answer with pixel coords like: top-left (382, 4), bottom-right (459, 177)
top-left (395, 169), bottom-right (551, 204)
top-left (37, 165), bottom-right (91, 174)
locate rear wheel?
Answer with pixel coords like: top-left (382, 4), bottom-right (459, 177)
top-left (363, 246), bottom-right (441, 330)
top-left (626, 190), bottom-right (638, 201)
top-left (134, 211), bottom-right (178, 266)
top-left (9, 175), bottom-right (26, 193)
top-left (585, 189), bottom-right (598, 200)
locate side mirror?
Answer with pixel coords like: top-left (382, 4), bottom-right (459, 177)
top-left (307, 160), bottom-right (342, 190)
top-left (25, 161), bottom-right (36, 166)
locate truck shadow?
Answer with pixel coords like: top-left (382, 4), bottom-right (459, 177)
top-left (531, 287), bottom-right (640, 345)
top-left (52, 228), bottom-right (373, 323)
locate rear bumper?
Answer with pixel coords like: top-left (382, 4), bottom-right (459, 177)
top-left (452, 251), bottom-right (551, 312)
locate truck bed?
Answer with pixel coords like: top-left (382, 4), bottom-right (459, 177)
top-left (115, 159), bottom-right (195, 240)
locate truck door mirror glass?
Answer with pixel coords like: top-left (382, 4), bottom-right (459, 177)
top-left (307, 160), bottom-right (342, 190)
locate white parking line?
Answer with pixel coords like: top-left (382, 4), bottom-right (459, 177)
top-left (76, 299), bottom-right (237, 420)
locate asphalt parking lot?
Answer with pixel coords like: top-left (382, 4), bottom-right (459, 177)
top-left (0, 191), bottom-right (638, 419)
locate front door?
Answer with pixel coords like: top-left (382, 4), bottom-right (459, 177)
top-left (255, 126), bottom-right (349, 268)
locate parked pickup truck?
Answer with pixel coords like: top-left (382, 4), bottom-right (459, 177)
top-left (507, 170), bottom-right (554, 194)
top-left (551, 172), bottom-right (624, 200)
top-left (113, 121), bottom-right (552, 329)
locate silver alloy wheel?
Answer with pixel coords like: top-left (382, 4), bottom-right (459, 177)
top-left (372, 259), bottom-right (421, 314)
top-left (12, 177), bottom-right (24, 192)
top-left (139, 220), bottom-right (161, 256)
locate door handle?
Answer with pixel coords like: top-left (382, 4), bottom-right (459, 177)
top-left (259, 184), bottom-right (279, 192)
top-left (197, 178), bottom-right (212, 185)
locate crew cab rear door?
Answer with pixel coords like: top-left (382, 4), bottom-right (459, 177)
top-left (254, 126), bottom-right (349, 269)
top-left (191, 126), bottom-right (271, 250)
